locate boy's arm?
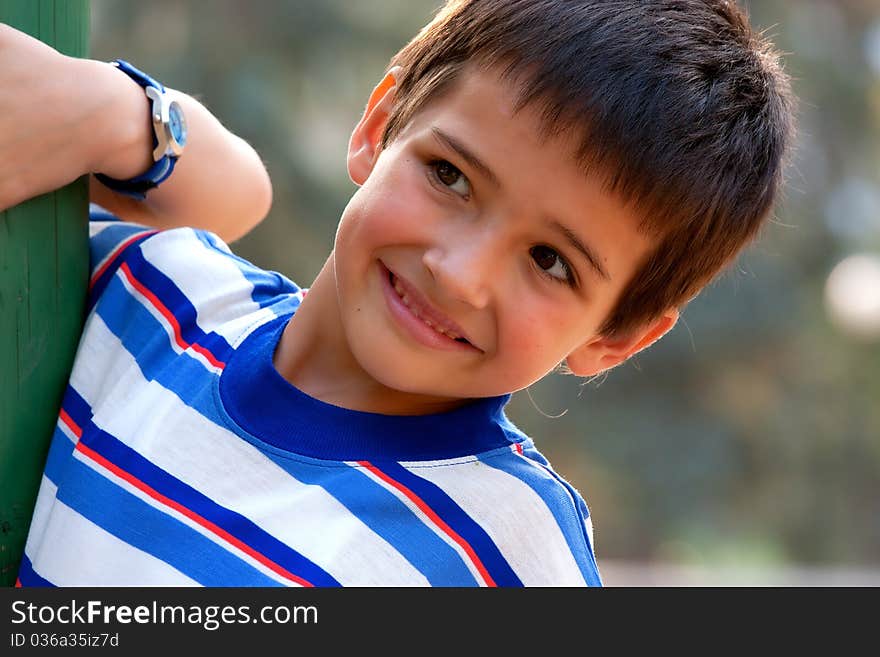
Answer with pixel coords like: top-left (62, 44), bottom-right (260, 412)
top-left (87, 82), bottom-right (273, 243)
top-left (0, 24), bottom-right (271, 243)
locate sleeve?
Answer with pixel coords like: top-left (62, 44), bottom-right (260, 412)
top-left (87, 203), bottom-right (160, 308)
top-left (85, 203), bottom-right (303, 347)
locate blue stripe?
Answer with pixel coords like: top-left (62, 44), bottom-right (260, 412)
top-left (94, 265), bottom-right (298, 425)
top-left (120, 247), bottom-right (235, 360)
top-left (43, 423), bottom-right (78, 485)
top-left (88, 225), bottom-right (157, 313)
top-left (56, 456), bottom-right (283, 586)
top-left (523, 444), bottom-right (594, 526)
top-left (261, 455), bottom-right (480, 586)
top-left (89, 222), bottom-right (147, 269)
top-left (194, 231), bottom-right (300, 308)
top-left (39, 385), bottom-right (332, 586)
top-left (89, 203), bottom-right (122, 223)
top-left (17, 554), bottom-right (54, 587)
top-left (95, 275), bottom-right (222, 418)
top-left (59, 384), bottom-right (93, 430)
top-left (510, 441), bottom-right (595, 525)
top-left (370, 461), bottom-right (522, 586)
top-left (479, 449), bottom-right (602, 586)
top-left (65, 388), bottom-right (341, 587)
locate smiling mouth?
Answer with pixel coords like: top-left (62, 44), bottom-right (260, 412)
top-left (387, 269), bottom-right (472, 345)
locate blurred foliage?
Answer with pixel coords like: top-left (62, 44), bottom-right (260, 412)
top-left (90, 0), bottom-right (880, 570)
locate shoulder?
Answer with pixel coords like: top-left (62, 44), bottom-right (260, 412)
top-left (404, 443), bottom-right (603, 586)
top-left (85, 205), bottom-right (304, 362)
top-left (487, 443), bottom-right (602, 585)
top-left (481, 442), bottom-right (597, 548)
top-left (89, 202), bottom-right (242, 275)
top-left (87, 204), bottom-right (301, 315)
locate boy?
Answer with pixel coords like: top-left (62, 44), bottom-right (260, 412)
top-left (2, 0), bottom-right (794, 586)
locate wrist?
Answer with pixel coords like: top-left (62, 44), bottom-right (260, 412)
top-left (80, 58), bottom-right (154, 179)
top-left (92, 59), bottom-right (188, 199)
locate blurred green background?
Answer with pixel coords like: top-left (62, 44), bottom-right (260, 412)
top-left (89, 0), bottom-right (880, 585)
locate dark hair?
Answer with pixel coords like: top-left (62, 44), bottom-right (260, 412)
top-left (382, 0), bottom-right (796, 339)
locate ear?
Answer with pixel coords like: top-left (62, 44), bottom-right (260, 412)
top-left (347, 66), bottom-right (401, 185)
top-left (564, 308), bottom-right (680, 377)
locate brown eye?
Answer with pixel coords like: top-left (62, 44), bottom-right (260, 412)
top-left (530, 245), bottom-right (575, 285)
top-left (531, 245), bottom-right (557, 270)
top-left (435, 161), bottom-right (462, 186)
top-left (429, 160), bottom-right (471, 197)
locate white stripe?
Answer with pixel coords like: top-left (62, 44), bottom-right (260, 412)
top-left (58, 418), bottom-right (79, 444)
top-left (409, 457), bottom-right (589, 586)
top-left (23, 475), bottom-right (62, 562)
top-left (585, 515), bottom-right (595, 553)
top-left (351, 462), bottom-right (489, 586)
top-left (517, 449), bottom-right (597, 554)
top-left (139, 229), bottom-right (272, 344)
top-left (88, 218), bottom-right (149, 241)
top-left (67, 315), bottom-right (427, 586)
top-left (26, 498), bottom-right (199, 587)
top-left (88, 219), bottom-right (119, 240)
top-left (399, 453), bottom-right (488, 468)
top-left (187, 347), bottom-right (224, 374)
top-left (23, 420), bottom-right (85, 563)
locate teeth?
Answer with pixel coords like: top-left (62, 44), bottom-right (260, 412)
top-left (392, 273), bottom-right (463, 341)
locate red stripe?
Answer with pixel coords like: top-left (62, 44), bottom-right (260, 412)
top-left (119, 262), bottom-right (188, 350)
top-left (89, 231), bottom-right (157, 290)
top-left (118, 262), bottom-right (225, 369)
top-left (514, 443), bottom-right (523, 455)
top-left (191, 343), bottom-right (226, 369)
top-left (75, 441), bottom-right (312, 587)
top-left (15, 578), bottom-right (21, 587)
top-left (358, 461), bottom-right (496, 587)
top-left (59, 409), bottom-right (83, 439)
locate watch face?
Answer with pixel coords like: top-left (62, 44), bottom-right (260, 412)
top-left (169, 102), bottom-right (187, 147)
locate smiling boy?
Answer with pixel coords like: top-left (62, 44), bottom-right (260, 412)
top-left (5, 0), bottom-right (794, 586)
top-left (279, 64), bottom-right (664, 417)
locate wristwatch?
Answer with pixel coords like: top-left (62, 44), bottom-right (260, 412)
top-left (94, 59), bottom-right (187, 199)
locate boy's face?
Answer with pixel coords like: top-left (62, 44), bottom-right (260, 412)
top-left (331, 65), bottom-right (664, 404)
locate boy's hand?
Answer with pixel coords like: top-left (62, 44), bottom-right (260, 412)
top-left (0, 24), bottom-right (150, 212)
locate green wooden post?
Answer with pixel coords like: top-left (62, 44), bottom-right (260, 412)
top-left (0, 0), bottom-right (90, 587)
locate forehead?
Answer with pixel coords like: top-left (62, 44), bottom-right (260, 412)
top-left (402, 65), bottom-right (573, 164)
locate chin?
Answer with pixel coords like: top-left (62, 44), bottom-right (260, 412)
top-left (348, 342), bottom-right (463, 398)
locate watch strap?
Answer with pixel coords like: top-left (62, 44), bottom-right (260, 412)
top-left (94, 158), bottom-right (176, 200)
top-left (110, 59), bottom-right (166, 94)
top-left (94, 59), bottom-right (178, 200)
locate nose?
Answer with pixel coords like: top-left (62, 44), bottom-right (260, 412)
top-left (422, 230), bottom-right (496, 309)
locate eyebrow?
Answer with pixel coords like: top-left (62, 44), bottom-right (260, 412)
top-left (431, 127), bottom-right (500, 188)
top-left (547, 220), bottom-right (611, 282)
top-left (432, 126), bottom-right (610, 282)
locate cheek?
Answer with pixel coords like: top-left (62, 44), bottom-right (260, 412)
top-left (500, 310), bottom-right (560, 379)
top-left (501, 303), bottom-right (585, 372)
top-left (506, 313), bottom-right (545, 358)
top-left (337, 163), bottom-right (430, 250)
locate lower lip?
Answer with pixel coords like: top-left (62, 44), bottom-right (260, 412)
top-left (379, 262), bottom-right (476, 352)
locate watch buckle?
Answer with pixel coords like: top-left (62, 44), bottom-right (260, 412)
top-left (146, 86), bottom-right (183, 160)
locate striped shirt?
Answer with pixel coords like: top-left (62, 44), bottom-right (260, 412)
top-left (18, 207), bottom-right (603, 587)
